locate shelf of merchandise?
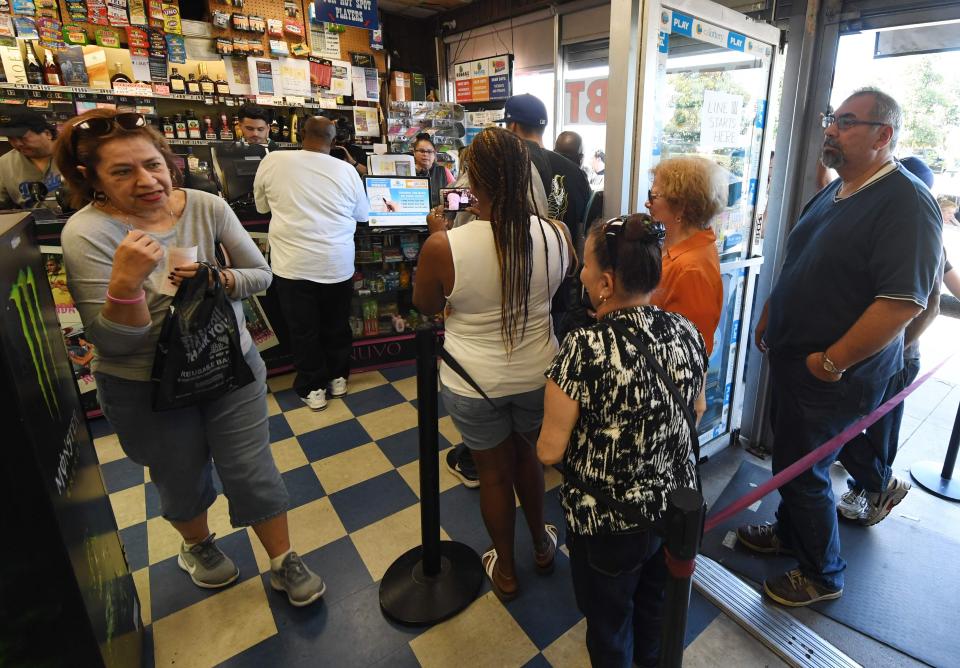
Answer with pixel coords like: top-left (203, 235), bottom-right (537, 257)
top-left (0, 82), bottom-right (355, 111)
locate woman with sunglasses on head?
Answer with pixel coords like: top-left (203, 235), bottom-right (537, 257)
top-left (645, 156), bottom-right (725, 421)
top-left (55, 109), bottom-right (325, 607)
top-left (538, 214), bottom-right (708, 668)
top-left (414, 127), bottom-right (573, 601)
top-left (413, 133), bottom-right (454, 207)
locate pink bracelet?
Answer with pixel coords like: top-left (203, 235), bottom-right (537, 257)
top-left (106, 290), bottom-right (146, 305)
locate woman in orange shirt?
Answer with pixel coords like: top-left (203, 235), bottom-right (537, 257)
top-left (645, 156), bottom-right (726, 420)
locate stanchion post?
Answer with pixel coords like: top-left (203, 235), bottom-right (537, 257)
top-left (416, 325), bottom-right (441, 576)
top-left (658, 487), bottom-right (705, 668)
top-left (379, 324), bottom-right (484, 625)
top-left (911, 398), bottom-right (960, 502)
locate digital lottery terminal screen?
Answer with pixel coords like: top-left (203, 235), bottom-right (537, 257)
top-left (364, 177), bottom-right (431, 227)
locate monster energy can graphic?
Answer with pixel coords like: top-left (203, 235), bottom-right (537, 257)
top-left (9, 265), bottom-right (61, 418)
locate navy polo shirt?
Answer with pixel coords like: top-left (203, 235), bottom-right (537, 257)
top-left (766, 164), bottom-right (942, 382)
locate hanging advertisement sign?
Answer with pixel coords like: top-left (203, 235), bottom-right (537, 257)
top-left (313, 0), bottom-right (377, 30)
top-left (453, 54), bottom-right (511, 104)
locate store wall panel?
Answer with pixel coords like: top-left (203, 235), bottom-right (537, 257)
top-left (445, 16), bottom-right (554, 79)
top-left (561, 5), bottom-right (611, 45)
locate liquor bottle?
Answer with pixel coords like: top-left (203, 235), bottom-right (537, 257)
top-left (269, 118), bottom-right (280, 142)
top-left (161, 116), bottom-right (174, 139)
top-left (214, 74), bottom-right (230, 96)
top-left (186, 109), bottom-right (201, 139)
top-left (173, 114), bottom-right (187, 139)
top-left (110, 63), bottom-right (132, 88)
top-left (281, 114), bottom-right (290, 142)
top-left (42, 51), bottom-right (61, 86)
top-left (185, 148), bottom-right (200, 173)
top-left (197, 63), bottom-right (215, 95)
top-left (218, 113), bottom-right (233, 140)
top-left (203, 114), bottom-right (217, 140)
top-left (232, 115), bottom-right (241, 141)
top-left (186, 73), bottom-right (201, 95)
top-left (288, 112), bottom-right (298, 144)
top-left (169, 67), bottom-right (186, 93)
top-left (25, 47), bottom-right (44, 85)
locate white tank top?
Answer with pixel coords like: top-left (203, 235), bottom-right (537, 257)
top-left (440, 215), bottom-right (569, 398)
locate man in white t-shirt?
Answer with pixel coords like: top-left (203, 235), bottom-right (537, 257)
top-left (254, 116), bottom-right (369, 410)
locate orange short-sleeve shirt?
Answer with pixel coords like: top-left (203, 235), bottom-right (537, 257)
top-left (650, 229), bottom-right (723, 355)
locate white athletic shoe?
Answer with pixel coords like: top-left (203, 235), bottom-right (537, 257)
top-left (837, 488), bottom-right (869, 521)
top-left (329, 377), bottom-right (348, 398)
top-left (301, 388), bottom-right (327, 411)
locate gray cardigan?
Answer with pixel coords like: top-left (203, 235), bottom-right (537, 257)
top-left (61, 189), bottom-right (272, 381)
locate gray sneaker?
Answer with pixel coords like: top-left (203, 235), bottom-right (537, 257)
top-left (270, 552), bottom-right (326, 607)
top-left (177, 534), bottom-right (240, 589)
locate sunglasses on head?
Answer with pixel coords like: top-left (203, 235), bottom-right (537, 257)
top-left (70, 113), bottom-right (147, 151)
top-left (604, 214), bottom-right (666, 272)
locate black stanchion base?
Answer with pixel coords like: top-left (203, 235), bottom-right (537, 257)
top-left (379, 541), bottom-right (484, 626)
top-left (911, 460), bottom-right (960, 501)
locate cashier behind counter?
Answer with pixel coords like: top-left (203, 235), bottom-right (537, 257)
top-left (0, 112), bottom-right (64, 209)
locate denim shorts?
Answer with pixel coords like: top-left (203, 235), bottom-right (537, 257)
top-left (95, 348), bottom-right (289, 526)
top-left (440, 384), bottom-right (545, 451)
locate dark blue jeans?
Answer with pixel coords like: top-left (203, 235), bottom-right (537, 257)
top-left (838, 358), bottom-right (920, 493)
top-left (567, 529), bottom-right (666, 668)
top-left (768, 354), bottom-right (887, 591)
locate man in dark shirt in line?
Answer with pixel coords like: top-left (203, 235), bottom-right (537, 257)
top-left (739, 88), bottom-right (942, 606)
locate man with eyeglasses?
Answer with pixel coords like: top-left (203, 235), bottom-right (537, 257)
top-left (0, 112), bottom-right (63, 209)
top-left (738, 88), bottom-right (942, 607)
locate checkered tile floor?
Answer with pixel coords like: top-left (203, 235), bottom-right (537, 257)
top-left (92, 363), bottom-right (725, 668)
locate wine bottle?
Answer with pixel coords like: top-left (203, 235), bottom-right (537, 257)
top-left (169, 67), bottom-right (186, 93)
top-left (26, 47), bottom-right (44, 85)
top-left (110, 63), bottom-right (132, 88)
top-left (43, 51), bottom-right (61, 86)
top-left (218, 113), bottom-right (233, 140)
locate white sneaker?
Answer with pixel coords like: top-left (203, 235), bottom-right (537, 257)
top-left (329, 377), bottom-right (348, 398)
top-left (863, 476), bottom-right (911, 526)
top-left (301, 388), bottom-right (327, 411)
top-left (837, 488), bottom-right (869, 520)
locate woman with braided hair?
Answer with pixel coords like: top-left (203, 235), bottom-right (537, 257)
top-left (414, 126), bottom-right (574, 600)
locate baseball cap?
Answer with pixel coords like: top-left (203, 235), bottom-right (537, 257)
top-left (0, 111), bottom-right (54, 137)
top-left (899, 156), bottom-right (934, 189)
top-left (499, 94), bottom-right (548, 128)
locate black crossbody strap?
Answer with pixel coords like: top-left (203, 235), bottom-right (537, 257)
top-left (605, 318), bottom-right (703, 478)
top-left (438, 341), bottom-right (662, 533)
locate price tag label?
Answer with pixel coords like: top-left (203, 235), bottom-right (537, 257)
top-left (256, 94), bottom-right (276, 106)
top-left (285, 95), bottom-right (305, 106)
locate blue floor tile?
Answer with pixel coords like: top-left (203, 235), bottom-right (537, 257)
top-left (379, 363), bottom-right (416, 382)
top-left (298, 419), bottom-right (372, 462)
top-left (268, 414), bottom-right (294, 443)
top-left (145, 482), bottom-right (162, 519)
top-left (685, 590), bottom-right (721, 647)
top-left (328, 471), bottom-right (419, 533)
top-left (141, 625), bottom-right (154, 668)
top-left (438, 484), bottom-right (486, 554)
top-left (522, 654), bottom-right (553, 668)
top-left (273, 387), bottom-right (305, 412)
top-left (299, 537), bottom-right (373, 607)
top-left (410, 396), bottom-right (448, 418)
top-left (149, 530), bottom-right (258, 621)
top-left (376, 426), bottom-right (452, 468)
top-left (282, 465), bottom-right (326, 509)
top-left (119, 522), bottom-right (148, 572)
top-left (258, 581), bottom-right (422, 667)
top-left (87, 416), bottom-right (115, 439)
top-left (341, 384), bottom-right (407, 417)
top-left (101, 457), bottom-right (144, 493)
top-left (370, 643), bottom-right (421, 668)
top-left (504, 550), bottom-right (582, 650)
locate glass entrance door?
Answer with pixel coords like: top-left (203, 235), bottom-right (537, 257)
top-left (641, 2), bottom-right (779, 446)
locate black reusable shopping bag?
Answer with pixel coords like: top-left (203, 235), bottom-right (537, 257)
top-left (151, 262), bottom-right (254, 410)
